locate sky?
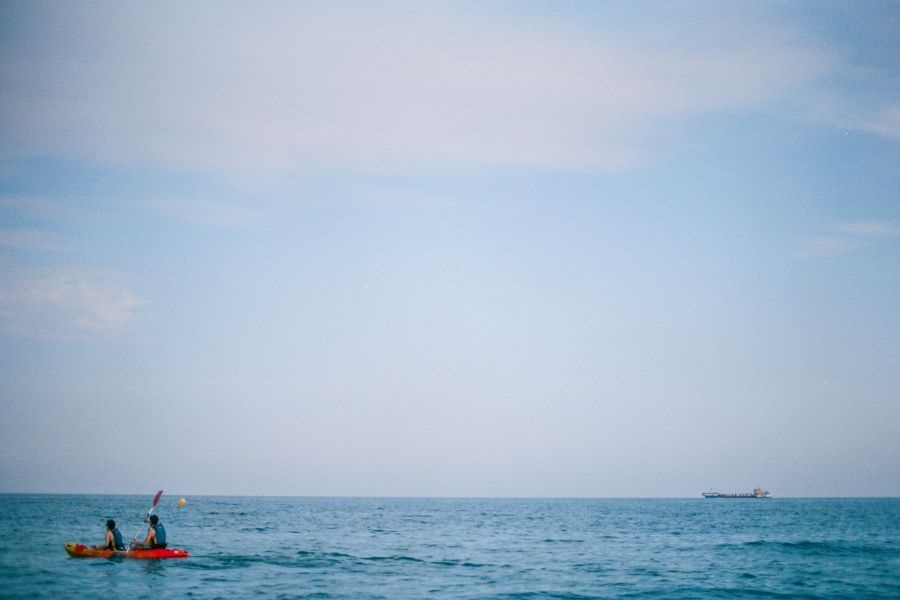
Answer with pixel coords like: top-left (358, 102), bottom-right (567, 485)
top-left (1, 1), bottom-right (899, 497)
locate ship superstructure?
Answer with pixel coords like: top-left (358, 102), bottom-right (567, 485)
top-left (703, 487), bottom-right (771, 498)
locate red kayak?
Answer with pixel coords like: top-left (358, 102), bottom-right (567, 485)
top-left (65, 542), bottom-right (189, 559)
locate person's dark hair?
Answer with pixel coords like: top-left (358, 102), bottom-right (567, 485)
top-left (149, 514), bottom-right (159, 525)
top-left (106, 519), bottom-right (116, 530)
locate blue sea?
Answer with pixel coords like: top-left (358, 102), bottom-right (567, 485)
top-left (0, 495), bottom-right (898, 598)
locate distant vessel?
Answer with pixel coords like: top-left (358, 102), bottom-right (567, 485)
top-left (703, 487), bottom-right (771, 499)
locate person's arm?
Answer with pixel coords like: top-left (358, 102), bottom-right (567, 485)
top-left (132, 526), bottom-right (154, 549)
top-left (96, 529), bottom-right (114, 550)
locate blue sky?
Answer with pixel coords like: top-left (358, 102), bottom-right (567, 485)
top-left (1, 1), bottom-right (899, 496)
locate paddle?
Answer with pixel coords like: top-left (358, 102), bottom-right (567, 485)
top-left (131, 490), bottom-right (163, 547)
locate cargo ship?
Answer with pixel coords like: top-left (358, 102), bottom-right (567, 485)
top-left (703, 487), bottom-right (771, 498)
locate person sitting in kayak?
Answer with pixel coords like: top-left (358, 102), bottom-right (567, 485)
top-left (131, 514), bottom-right (167, 549)
top-left (95, 519), bottom-right (125, 551)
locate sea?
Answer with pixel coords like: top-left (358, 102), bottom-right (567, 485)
top-left (0, 495), bottom-right (898, 598)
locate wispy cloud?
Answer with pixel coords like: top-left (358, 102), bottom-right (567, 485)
top-left (0, 229), bottom-right (68, 252)
top-left (0, 195), bottom-right (76, 221)
top-left (156, 199), bottom-right (268, 229)
top-left (857, 104), bottom-right (900, 140)
top-left (0, 3), bottom-right (833, 175)
top-left (810, 100), bottom-right (900, 142)
top-left (795, 236), bottom-right (860, 260)
top-left (797, 221), bottom-right (899, 259)
top-left (831, 221), bottom-right (900, 237)
top-left (0, 267), bottom-right (145, 339)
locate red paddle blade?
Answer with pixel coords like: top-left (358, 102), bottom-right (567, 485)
top-left (151, 490), bottom-right (164, 509)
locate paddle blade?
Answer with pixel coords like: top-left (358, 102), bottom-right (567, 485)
top-left (151, 490), bottom-right (163, 510)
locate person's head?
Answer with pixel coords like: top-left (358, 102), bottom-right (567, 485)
top-left (106, 519), bottom-right (116, 531)
top-left (149, 514), bottom-right (159, 525)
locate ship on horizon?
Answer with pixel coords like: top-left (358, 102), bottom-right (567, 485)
top-left (703, 486), bottom-right (772, 498)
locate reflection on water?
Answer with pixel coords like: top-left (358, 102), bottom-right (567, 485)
top-left (141, 559), bottom-right (166, 576)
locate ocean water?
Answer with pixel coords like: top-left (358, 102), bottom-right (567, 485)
top-left (0, 495), bottom-right (898, 598)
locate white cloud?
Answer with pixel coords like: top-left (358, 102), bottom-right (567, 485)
top-left (0, 3), bottom-right (833, 175)
top-left (0, 267), bottom-right (145, 339)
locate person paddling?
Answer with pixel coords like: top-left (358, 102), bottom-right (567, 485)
top-left (131, 514), bottom-right (167, 549)
top-left (95, 519), bottom-right (125, 551)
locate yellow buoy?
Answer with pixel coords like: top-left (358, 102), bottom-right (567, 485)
top-left (177, 498), bottom-right (186, 507)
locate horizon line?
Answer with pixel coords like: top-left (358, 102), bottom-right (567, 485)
top-left (2, 492), bottom-right (899, 500)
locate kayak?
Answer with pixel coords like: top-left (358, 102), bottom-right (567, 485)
top-left (65, 542), bottom-right (189, 559)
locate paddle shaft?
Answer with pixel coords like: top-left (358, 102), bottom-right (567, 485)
top-left (132, 490), bottom-right (163, 544)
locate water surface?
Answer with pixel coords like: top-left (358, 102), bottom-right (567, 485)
top-left (1, 495), bottom-right (897, 598)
